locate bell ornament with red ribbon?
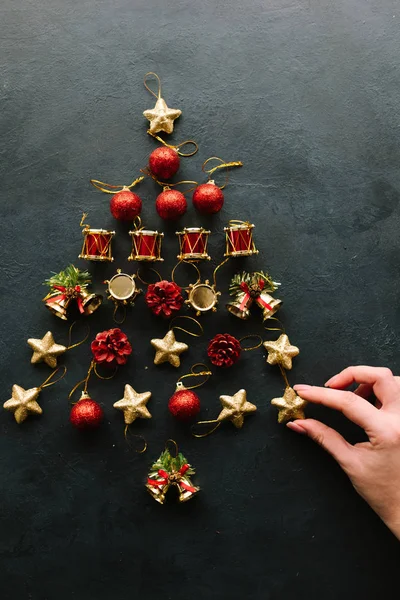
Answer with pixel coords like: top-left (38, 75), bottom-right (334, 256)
top-left (43, 265), bottom-right (102, 320)
top-left (227, 271), bottom-right (281, 321)
top-left (146, 445), bottom-right (199, 504)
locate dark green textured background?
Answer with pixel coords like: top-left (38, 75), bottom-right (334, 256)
top-left (1, 1), bottom-right (400, 598)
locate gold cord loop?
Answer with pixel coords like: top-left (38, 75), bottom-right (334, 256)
top-left (144, 72), bottom-right (161, 99)
top-left (39, 365), bottom-right (67, 390)
top-left (170, 316), bottom-right (203, 338)
top-left (66, 322), bottom-right (90, 351)
top-left (177, 363), bottom-right (212, 390)
top-left (264, 316), bottom-right (286, 334)
top-left (239, 334), bottom-right (263, 352)
top-left (171, 260), bottom-right (201, 288)
top-left (202, 157), bottom-right (243, 189)
top-left (191, 420), bottom-right (221, 438)
top-left (136, 267), bottom-right (163, 286)
top-left (90, 176), bottom-right (144, 195)
top-left (124, 427), bottom-right (148, 453)
top-left (93, 362), bottom-right (118, 381)
top-left (213, 257), bottom-right (230, 288)
top-left (113, 303), bottom-right (126, 325)
top-left (146, 131), bottom-right (198, 157)
top-left (165, 439), bottom-right (179, 458)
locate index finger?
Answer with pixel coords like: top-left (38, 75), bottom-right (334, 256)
top-left (325, 366), bottom-right (399, 404)
top-left (293, 384), bottom-right (380, 434)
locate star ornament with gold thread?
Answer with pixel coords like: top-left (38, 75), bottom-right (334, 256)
top-left (28, 331), bottom-right (67, 368)
top-left (113, 384), bottom-right (152, 425)
top-left (143, 72), bottom-right (181, 135)
top-left (263, 334), bottom-right (299, 371)
top-left (193, 388), bottom-right (257, 436)
top-left (271, 387), bottom-right (307, 424)
top-left (151, 329), bottom-right (188, 368)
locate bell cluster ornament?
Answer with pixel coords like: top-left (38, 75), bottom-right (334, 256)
top-left (146, 444), bottom-right (199, 504)
top-left (42, 265), bottom-right (102, 321)
top-left (227, 271), bottom-right (281, 321)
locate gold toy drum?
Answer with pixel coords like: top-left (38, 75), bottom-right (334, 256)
top-left (176, 227), bottom-right (211, 262)
top-left (224, 221), bottom-right (258, 257)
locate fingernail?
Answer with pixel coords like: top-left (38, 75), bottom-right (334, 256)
top-left (293, 384), bottom-right (311, 391)
top-left (325, 376), bottom-right (337, 387)
top-left (287, 422), bottom-right (307, 435)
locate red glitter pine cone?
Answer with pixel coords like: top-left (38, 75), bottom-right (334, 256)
top-left (145, 280), bottom-right (184, 318)
top-left (149, 146), bottom-right (180, 180)
top-left (70, 397), bottom-right (104, 429)
top-left (207, 333), bottom-right (241, 368)
top-left (168, 388), bottom-right (201, 421)
top-left (110, 190), bottom-right (142, 221)
top-left (156, 188), bottom-right (187, 220)
top-left (91, 328), bottom-right (132, 367)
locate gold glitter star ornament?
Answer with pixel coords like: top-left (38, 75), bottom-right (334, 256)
top-left (218, 388), bottom-right (257, 428)
top-left (28, 331), bottom-right (67, 368)
top-left (4, 385), bottom-right (43, 424)
top-left (151, 330), bottom-right (188, 368)
top-left (271, 386), bottom-right (307, 423)
top-left (113, 384), bottom-right (152, 425)
top-left (143, 72), bottom-right (181, 135)
top-left (263, 334), bottom-right (299, 371)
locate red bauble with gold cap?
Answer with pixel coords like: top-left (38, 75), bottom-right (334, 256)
top-left (110, 190), bottom-right (142, 221)
top-left (192, 181), bottom-right (224, 214)
top-left (149, 146), bottom-right (180, 180)
top-left (156, 188), bottom-right (187, 220)
top-left (168, 387), bottom-right (201, 421)
top-left (70, 394), bottom-right (104, 429)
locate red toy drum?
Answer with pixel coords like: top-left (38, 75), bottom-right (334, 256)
top-left (128, 228), bottom-right (164, 262)
top-left (224, 221), bottom-right (258, 257)
top-left (176, 227), bottom-right (211, 262)
top-left (79, 227), bottom-right (115, 262)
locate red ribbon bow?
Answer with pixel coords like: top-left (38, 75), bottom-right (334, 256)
top-left (46, 285), bottom-right (84, 313)
top-left (239, 280), bottom-right (272, 312)
top-left (147, 463), bottom-right (196, 493)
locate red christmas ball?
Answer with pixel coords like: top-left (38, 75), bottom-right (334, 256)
top-left (192, 181), bottom-right (224, 214)
top-left (110, 190), bottom-right (142, 221)
top-left (156, 188), bottom-right (187, 220)
top-left (70, 396), bottom-right (104, 430)
top-left (149, 146), bottom-right (180, 180)
top-left (168, 388), bottom-right (201, 421)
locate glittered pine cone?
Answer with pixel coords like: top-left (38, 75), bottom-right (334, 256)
top-left (207, 333), bottom-right (241, 368)
top-left (145, 280), bottom-right (184, 318)
top-left (91, 328), bottom-right (132, 367)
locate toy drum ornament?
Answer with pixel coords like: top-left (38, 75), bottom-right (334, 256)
top-left (176, 227), bottom-right (211, 262)
top-left (106, 270), bottom-right (141, 306)
top-left (128, 219), bottom-right (164, 262)
top-left (79, 227), bottom-right (115, 262)
top-left (185, 280), bottom-right (220, 316)
top-left (224, 220), bottom-right (258, 258)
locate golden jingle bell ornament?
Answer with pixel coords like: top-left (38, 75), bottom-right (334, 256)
top-left (192, 157), bottom-right (243, 215)
top-left (28, 323), bottom-right (89, 368)
top-left (90, 175), bottom-right (144, 221)
top-left (193, 388), bottom-right (257, 436)
top-left (79, 213), bottom-right (115, 262)
top-left (43, 264), bottom-right (102, 320)
top-left (143, 72), bottom-right (181, 135)
top-left (227, 271), bottom-right (281, 321)
top-left (104, 269), bottom-right (142, 324)
top-left (146, 440), bottom-right (200, 504)
top-left (4, 366), bottom-right (66, 424)
top-left (151, 317), bottom-right (203, 368)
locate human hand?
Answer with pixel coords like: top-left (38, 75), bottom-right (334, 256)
top-left (288, 366), bottom-right (400, 540)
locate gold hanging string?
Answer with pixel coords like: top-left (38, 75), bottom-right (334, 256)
top-left (68, 361), bottom-right (94, 403)
top-left (93, 362), bottom-right (118, 380)
top-left (239, 334), bottom-right (263, 352)
top-left (202, 157), bottom-right (243, 190)
top-left (39, 365), bottom-right (67, 390)
top-left (90, 176), bottom-right (144, 195)
top-left (136, 267), bottom-right (163, 286)
top-left (146, 131), bottom-right (198, 157)
top-left (227, 219), bottom-right (252, 228)
top-left (144, 72), bottom-right (161, 99)
top-left (165, 439), bottom-right (179, 458)
top-left (213, 257), bottom-right (230, 288)
top-left (191, 419), bottom-right (221, 438)
top-left (80, 212), bottom-right (89, 228)
top-left (263, 316), bottom-right (286, 334)
top-left (113, 304), bottom-right (126, 325)
top-left (279, 364), bottom-right (290, 388)
top-left (171, 260), bottom-right (201, 288)
top-left (132, 215), bottom-right (144, 231)
top-left (66, 322), bottom-right (90, 351)
top-left (170, 316), bottom-right (203, 338)
top-left (123, 427), bottom-right (147, 453)
top-left (141, 167), bottom-right (198, 194)
top-left (177, 363), bottom-right (212, 390)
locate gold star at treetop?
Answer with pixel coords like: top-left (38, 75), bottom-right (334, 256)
top-left (113, 384), bottom-right (152, 425)
top-left (151, 330), bottom-right (188, 368)
top-left (143, 97), bottom-right (182, 134)
top-left (28, 331), bottom-right (67, 368)
top-left (217, 388), bottom-right (257, 429)
top-left (263, 334), bottom-right (299, 370)
top-left (4, 385), bottom-right (43, 424)
top-left (271, 386), bottom-right (307, 423)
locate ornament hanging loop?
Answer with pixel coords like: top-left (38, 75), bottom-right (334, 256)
top-left (202, 156), bottom-right (243, 190)
top-left (66, 322), bottom-right (90, 351)
top-left (171, 260), bottom-right (201, 288)
top-left (124, 427), bottom-right (147, 453)
top-left (144, 72), bottom-right (162, 99)
top-left (68, 361), bottom-right (94, 403)
top-left (213, 257), bottom-right (230, 288)
top-left (39, 365), bottom-right (67, 390)
top-left (279, 364), bottom-right (290, 389)
top-left (264, 316), bottom-right (286, 334)
top-left (165, 439), bottom-right (179, 458)
top-left (90, 176), bottom-right (144, 195)
top-left (239, 334), bottom-right (263, 352)
top-left (113, 303), bottom-right (126, 325)
top-left (146, 131), bottom-right (198, 157)
top-left (136, 267), bottom-right (163, 286)
top-left (141, 168), bottom-right (198, 194)
top-left (170, 316), bottom-right (203, 338)
top-left (93, 362), bottom-right (118, 381)
top-left (177, 363), bottom-right (212, 390)
top-left (191, 419), bottom-right (221, 438)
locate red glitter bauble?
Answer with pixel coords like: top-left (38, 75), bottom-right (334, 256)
top-left (156, 188), bottom-right (187, 220)
top-left (168, 388), bottom-right (201, 421)
top-left (110, 190), bottom-right (142, 221)
top-left (149, 147), bottom-right (180, 180)
top-left (192, 181), bottom-right (224, 214)
top-left (70, 397), bottom-right (104, 429)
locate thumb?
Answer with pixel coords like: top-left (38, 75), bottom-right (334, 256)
top-left (287, 419), bottom-right (354, 468)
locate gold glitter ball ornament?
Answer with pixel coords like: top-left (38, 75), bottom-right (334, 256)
top-left (151, 330), bottom-right (188, 368)
top-left (271, 386), bottom-right (307, 423)
top-left (263, 334), bottom-right (299, 371)
top-left (3, 385), bottom-right (43, 424)
top-left (217, 388), bottom-right (257, 428)
top-left (113, 384), bottom-right (152, 425)
top-left (27, 331), bottom-right (67, 369)
top-left (143, 97), bottom-right (182, 135)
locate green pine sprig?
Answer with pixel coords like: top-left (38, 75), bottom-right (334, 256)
top-left (44, 264), bottom-right (92, 289)
top-left (151, 449), bottom-right (195, 476)
top-left (229, 270), bottom-right (279, 297)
